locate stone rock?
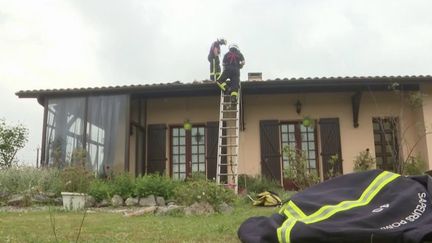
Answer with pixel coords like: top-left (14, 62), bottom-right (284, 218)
top-left (155, 204), bottom-right (184, 216)
top-left (184, 202), bottom-right (214, 216)
top-left (0, 191), bottom-right (10, 200)
top-left (217, 202), bottom-right (234, 214)
top-left (31, 194), bottom-right (50, 204)
top-left (7, 194), bottom-right (31, 207)
top-left (111, 195), bottom-right (124, 207)
top-left (125, 197), bottom-right (139, 206)
top-left (156, 196), bottom-right (165, 206)
top-left (123, 206), bottom-right (157, 217)
top-left (45, 192), bottom-right (57, 198)
top-left (97, 199), bottom-right (110, 207)
top-left (139, 195), bottom-right (156, 207)
top-left (85, 195), bottom-right (96, 208)
top-left (167, 201), bottom-right (176, 206)
top-left (53, 197), bottom-right (63, 206)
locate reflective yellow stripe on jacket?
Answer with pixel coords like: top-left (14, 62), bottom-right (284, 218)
top-left (277, 171), bottom-right (400, 243)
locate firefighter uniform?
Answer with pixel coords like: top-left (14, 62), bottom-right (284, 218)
top-left (238, 170), bottom-right (432, 243)
top-left (216, 44), bottom-right (245, 103)
top-left (208, 39), bottom-right (226, 81)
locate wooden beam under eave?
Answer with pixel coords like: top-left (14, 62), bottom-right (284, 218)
top-left (351, 91), bottom-right (362, 128)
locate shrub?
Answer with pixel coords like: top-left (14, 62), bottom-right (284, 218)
top-left (354, 149), bottom-right (376, 172)
top-left (238, 174), bottom-right (282, 194)
top-left (135, 174), bottom-right (179, 199)
top-left (0, 167), bottom-right (62, 195)
top-left (110, 173), bottom-right (135, 198)
top-left (174, 179), bottom-right (236, 208)
top-left (403, 155), bottom-right (426, 175)
top-left (88, 179), bottom-right (112, 202)
top-left (59, 165), bottom-right (94, 193)
top-left (283, 146), bottom-right (320, 190)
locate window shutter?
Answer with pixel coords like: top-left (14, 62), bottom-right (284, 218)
top-left (206, 122), bottom-right (218, 180)
top-left (260, 120), bottom-right (282, 183)
top-left (147, 124), bottom-right (166, 175)
top-left (319, 118), bottom-right (343, 179)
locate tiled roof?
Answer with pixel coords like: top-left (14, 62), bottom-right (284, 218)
top-left (16, 75), bottom-right (432, 99)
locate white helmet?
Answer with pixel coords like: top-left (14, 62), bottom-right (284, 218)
top-left (229, 43), bottom-right (239, 51)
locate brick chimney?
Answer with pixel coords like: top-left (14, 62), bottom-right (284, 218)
top-left (248, 72), bottom-right (262, 81)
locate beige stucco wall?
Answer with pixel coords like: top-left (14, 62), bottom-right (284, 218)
top-left (139, 89), bottom-right (430, 179)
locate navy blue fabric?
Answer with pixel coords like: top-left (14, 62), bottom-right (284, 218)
top-left (238, 170), bottom-right (432, 243)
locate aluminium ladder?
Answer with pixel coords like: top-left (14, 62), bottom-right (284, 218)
top-left (216, 90), bottom-right (240, 194)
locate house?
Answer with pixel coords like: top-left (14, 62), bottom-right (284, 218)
top-left (16, 75), bottom-right (432, 184)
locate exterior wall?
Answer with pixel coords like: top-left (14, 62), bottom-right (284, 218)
top-left (420, 83), bottom-right (432, 170)
top-left (139, 89), bottom-right (429, 179)
top-left (146, 96), bottom-right (219, 176)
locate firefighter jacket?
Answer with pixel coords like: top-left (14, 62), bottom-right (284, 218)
top-left (238, 170), bottom-right (432, 243)
top-left (223, 49), bottom-right (245, 70)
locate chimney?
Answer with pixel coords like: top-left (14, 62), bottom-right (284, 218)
top-left (248, 72), bottom-right (263, 81)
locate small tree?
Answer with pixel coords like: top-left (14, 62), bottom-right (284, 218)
top-left (283, 146), bottom-right (320, 190)
top-left (0, 119), bottom-right (28, 167)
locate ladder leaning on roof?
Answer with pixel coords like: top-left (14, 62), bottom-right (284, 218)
top-left (216, 89), bottom-right (240, 194)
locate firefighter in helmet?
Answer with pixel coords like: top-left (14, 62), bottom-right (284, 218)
top-left (216, 43), bottom-right (245, 104)
top-left (208, 38), bottom-right (227, 81)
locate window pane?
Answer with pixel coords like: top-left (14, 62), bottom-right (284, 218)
top-left (282, 133), bottom-right (288, 142)
top-left (179, 129), bottom-right (185, 136)
top-left (300, 125), bottom-right (307, 132)
top-left (192, 146), bottom-right (197, 154)
top-left (180, 146), bottom-right (185, 154)
top-left (173, 128), bottom-right (179, 136)
top-left (289, 133), bottom-right (295, 141)
top-left (180, 164), bottom-right (185, 172)
top-left (199, 164), bottom-right (205, 172)
top-left (288, 125), bottom-right (295, 133)
top-left (281, 125), bottom-right (287, 133)
top-left (173, 147), bottom-right (179, 154)
top-left (192, 155), bottom-right (198, 163)
top-left (308, 133), bottom-right (315, 141)
top-left (308, 151), bottom-right (315, 159)
top-left (199, 146), bottom-right (205, 154)
top-left (199, 154), bottom-right (205, 162)
top-left (309, 160), bottom-right (316, 168)
top-left (173, 138), bottom-right (178, 145)
top-left (172, 156), bottom-right (178, 163)
top-left (192, 164), bottom-right (198, 171)
top-left (179, 137), bottom-right (185, 145)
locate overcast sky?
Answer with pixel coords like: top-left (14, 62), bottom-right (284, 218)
top-left (1, 0), bottom-right (432, 166)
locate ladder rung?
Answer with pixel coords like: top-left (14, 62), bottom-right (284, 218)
top-left (221, 110), bottom-right (238, 113)
top-left (219, 144), bottom-right (238, 147)
top-left (220, 127), bottom-right (238, 129)
top-left (221, 118), bottom-right (238, 121)
top-left (219, 154), bottom-right (238, 156)
top-left (221, 102), bottom-right (237, 105)
top-left (220, 135), bottom-right (238, 138)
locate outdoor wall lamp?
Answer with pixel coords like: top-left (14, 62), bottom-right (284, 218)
top-left (183, 119), bottom-right (192, 130)
top-left (295, 100), bottom-right (302, 114)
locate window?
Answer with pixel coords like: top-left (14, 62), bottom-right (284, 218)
top-left (171, 126), bottom-right (206, 180)
top-left (372, 118), bottom-right (399, 171)
top-left (280, 122), bottom-right (318, 174)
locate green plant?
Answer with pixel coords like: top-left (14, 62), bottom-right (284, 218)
top-left (0, 167), bottom-right (62, 195)
top-left (0, 119), bottom-right (28, 167)
top-left (88, 179), bottom-right (112, 202)
top-left (354, 149), bottom-right (376, 172)
top-left (70, 148), bottom-right (89, 167)
top-left (408, 91), bottom-right (425, 109)
top-left (110, 173), bottom-right (135, 198)
top-left (59, 165), bottom-right (94, 193)
top-left (238, 174), bottom-right (282, 194)
top-left (326, 154), bottom-right (342, 178)
top-left (135, 174), bottom-right (179, 199)
top-left (403, 155), bottom-right (426, 175)
top-left (282, 146), bottom-right (320, 190)
top-left (174, 178), bottom-right (236, 208)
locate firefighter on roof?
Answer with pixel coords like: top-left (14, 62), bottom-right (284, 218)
top-left (208, 38), bottom-right (227, 81)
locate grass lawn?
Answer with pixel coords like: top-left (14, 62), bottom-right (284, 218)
top-left (0, 204), bottom-right (276, 242)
